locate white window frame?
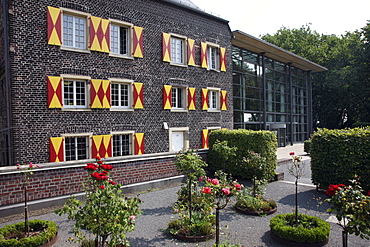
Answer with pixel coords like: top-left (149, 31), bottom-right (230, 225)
top-left (62, 133), bottom-right (92, 161)
top-left (111, 131), bottom-right (134, 157)
top-left (60, 8), bottom-right (90, 53)
top-left (207, 42), bottom-right (220, 71)
top-left (61, 74), bottom-right (91, 111)
top-left (109, 19), bottom-right (133, 59)
top-left (208, 87), bottom-right (221, 112)
top-left (110, 78), bottom-right (134, 111)
top-left (169, 127), bottom-right (189, 152)
top-left (170, 33), bottom-right (187, 67)
top-left (171, 86), bottom-right (186, 111)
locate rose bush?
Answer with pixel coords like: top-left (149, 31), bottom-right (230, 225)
top-left (56, 156), bottom-right (142, 246)
top-left (325, 177), bottom-right (370, 244)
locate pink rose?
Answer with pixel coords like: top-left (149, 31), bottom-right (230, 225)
top-left (129, 215), bottom-right (136, 220)
top-left (222, 188), bottom-right (230, 195)
top-left (202, 187), bottom-right (212, 194)
top-left (234, 184), bottom-right (242, 191)
top-left (211, 179), bottom-right (219, 185)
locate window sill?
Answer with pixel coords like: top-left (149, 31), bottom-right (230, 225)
top-left (110, 108), bottom-right (134, 112)
top-left (207, 109), bottom-right (221, 113)
top-left (170, 109), bottom-right (188, 113)
top-left (109, 53), bottom-right (134, 60)
top-left (62, 108), bottom-right (91, 112)
top-left (208, 68), bottom-right (220, 72)
top-left (61, 46), bottom-right (91, 54)
top-left (170, 62), bottom-right (188, 68)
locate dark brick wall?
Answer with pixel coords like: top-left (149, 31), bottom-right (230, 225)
top-left (6, 0), bottom-right (233, 164)
top-left (0, 156), bottom-right (180, 206)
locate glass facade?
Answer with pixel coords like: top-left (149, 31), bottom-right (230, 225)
top-left (232, 46), bottom-right (309, 145)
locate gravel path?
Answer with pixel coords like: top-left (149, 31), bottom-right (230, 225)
top-left (1, 161), bottom-right (370, 247)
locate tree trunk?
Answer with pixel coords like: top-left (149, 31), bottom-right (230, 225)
top-left (24, 185), bottom-right (29, 236)
top-left (215, 208), bottom-right (220, 247)
top-left (295, 179), bottom-right (298, 225)
top-left (342, 230), bottom-right (348, 247)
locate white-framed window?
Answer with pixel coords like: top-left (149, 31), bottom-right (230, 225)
top-left (61, 9), bottom-right (88, 51)
top-left (62, 75), bottom-right (90, 109)
top-left (208, 44), bottom-right (220, 71)
top-left (169, 127), bottom-right (189, 152)
top-left (110, 78), bottom-right (133, 111)
top-left (112, 131), bottom-right (134, 157)
top-left (110, 20), bottom-right (133, 58)
top-left (63, 133), bottom-right (91, 161)
top-left (170, 36), bottom-right (185, 65)
top-left (208, 88), bottom-right (220, 111)
top-left (171, 87), bottom-right (185, 109)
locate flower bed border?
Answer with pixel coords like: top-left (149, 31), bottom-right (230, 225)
top-left (234, 205), bottom-right (277, 216)
top-left (270, 231), bottom-right (329, 247)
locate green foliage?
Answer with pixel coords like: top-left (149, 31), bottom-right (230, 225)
top-left (310, 128), bottom-right (370, 191)
top-left (270, 213), bottom-right (330, 243)
top-left (303, 139), bottom-right (311, 154)
top-left (208, 129), bottom-right (277, 181)
top-left (55, 157), bottom-right (142, 246)
top-left (174, 149), bottom-right (207, 180)
top-left (325, 178), bottom-right (370, 240)
top-left (0, 219), bottom-right (57, 247)
top-left (235, 190), bottom-right (276, 214)
top-left (168, 211), bottom-right (216, 237)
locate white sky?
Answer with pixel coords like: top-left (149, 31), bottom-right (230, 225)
top-left (190, 0), bottom-right (370, 37)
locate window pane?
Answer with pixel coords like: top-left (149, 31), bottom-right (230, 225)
top-left (65, 137), bottom-right (75, 161)
top-left (170, 38), bottom-right (184, 64)
top-left (113, 135), bottom-right (131, 156)
top-left (76, 137), bottom-right (87, 159)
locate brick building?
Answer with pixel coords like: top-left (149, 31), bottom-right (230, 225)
top-left (0, 0), bottom-right (232, 207)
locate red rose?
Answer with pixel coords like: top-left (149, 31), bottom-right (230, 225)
top-left (202, 187), bottom-right (212, 194)
top-left (367, 190), bottom-right (370, 196)
top-left (100, 185), bottom-right (105, 189)
top-left (222, 188), bottom-right (230, 195)
top-left (211, 179), bottom-right (219, 185)
top-left (101, 164), bottom-right (113, 170)
top-left (326, 184), bottom-right (344, 197)
top-left (95, 156), bottom-right (101, 160)
top-left (289, 152), bottom-right (295, 155)
top-left (234, 184), bottom-right (242, 191)
top-left (109, 180), bottom-right (117, 185)
top-left (97, 160), bottom-right (103, 164)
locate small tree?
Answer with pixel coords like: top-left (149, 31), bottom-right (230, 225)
top-left (288, 152), bottom-right (305, 225)
top-left (211, 140), bottom-right (237, 171)
top-left (326, 177), bottom-right (370, 247)
top-left (56, 156), bottom-right (142, 246)
top-left (16, 163), bottom-right (41, 236)
top-left (243, 152), bottom-right (267, 198)
top-left (174, 149), bottom-right (207, 221)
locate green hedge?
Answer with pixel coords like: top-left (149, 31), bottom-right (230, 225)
top-left (208, 129), bottom-right (277, 181)
top-left (310, 128), bottom-right (370, 191)
top-left (270, 213), bottom-right (330, 243)
top-left (0, 219), bottom-right (58, 247)
top-left (303, 139), bottom-right (311, 154)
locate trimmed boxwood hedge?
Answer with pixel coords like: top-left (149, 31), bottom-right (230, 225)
top-left (270, 213), bottom-right (330, 243)
top-left (208, 129), bottom-right (277, 181)
top-left (310, 128), bottom-right (370, 191)
top-left (0, 219), bottom-right (58, 247)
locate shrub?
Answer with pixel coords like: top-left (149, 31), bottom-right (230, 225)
top-left (310, 128), bottom-right (370, 191)
top-left (303, 138), bottom-right (311, 154)
top-left (208, 129), bottom-right (277, 181)
top-left (0, 219), bottom-right (58, 247)
top-left (270, 213), bottom-right (330, 243)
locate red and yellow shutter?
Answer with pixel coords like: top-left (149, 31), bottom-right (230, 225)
top-left (187, 87), bottom-right (196, 110)
top-left (163, 85), bottom-right (172, 109)
top-left (134, 133), bottom-right (144, 155)
top-left (90, 79), bottom-right (111, 108)
top-left (201, 88), bottom-right (209, 110)
top-left (220, 47), bottom-right (226, 71)
top-left (91, 135), bottom-right (112, 158)
top-left (133, 26), bottom-right (144, 58)
top-left (162, 33), bottom-right (171, 62)
top-left (187, 39), bottom-right (195, 66)
top-left (201, 129), bottom-right (209, 149)
top-left (133, 82), bottom-right (144, 109)
top-left (47, 76), bottom-right (63, 108)
top-left (49, 137), bottom-right (64, 162)
top-left (89, 16), bottom-right (110, 53)
top-left (47, 6), bottom-right (62, 46)
top-left (220, 90), bottom-right (227, 110)
top-left (200, 42), bottom-right (208, 68)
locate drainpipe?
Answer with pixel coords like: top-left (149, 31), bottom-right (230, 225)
top-left (2, 0), bottom-right (13, 165)
top-left (288, 63), bottom-right (293, 146)
top-left (261, 52), bottom-right (266, 130)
